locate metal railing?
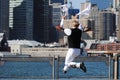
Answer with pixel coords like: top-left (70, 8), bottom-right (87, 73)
top-left (0, 55), bottom-right (115, 80)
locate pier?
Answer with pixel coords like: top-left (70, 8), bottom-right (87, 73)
top-left (0, 48), bottom-right (120, 80)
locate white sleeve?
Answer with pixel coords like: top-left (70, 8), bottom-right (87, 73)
top-left (64, 28), bottom-right (71, 36)
top-left (78, 24), bottom-right (84, 31)
top-left (60, 18), bottom-right (64, 28)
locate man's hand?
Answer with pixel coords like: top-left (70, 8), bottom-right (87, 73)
top-left (74, 14), bottom-right (78, 19)
top-left (55, 25), bottom-right (64, 31)
top-left (61, 16), bottom-right (66, 19)
top-left (83, 25), bottom-right (91, 32)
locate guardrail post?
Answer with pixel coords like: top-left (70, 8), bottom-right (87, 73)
top-left (108, 54), bottom-right (111, 80)
top-left (113, 53), bottom-right (119, 80)
top-left (50, 55), bottom-right (60, 80)
top-left (52, 56), bottom-right (55, 80)
top-left (56, 56), bottom-right (59, 79)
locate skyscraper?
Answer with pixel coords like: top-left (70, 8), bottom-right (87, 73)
top-left (51, 0), bottom-right (64, 4)
top-left (33, 0), bottom-right (52, 43)
top-left (0, 0), bottom-right (9, 39)
top-left (51, 3), bottom-right (61, 42)
top-left (9, 0), bottom-right (33, 40)
top-left (113, 0), bottom-right (120, 9)
top-left (9, 0), bottom-right (54, 43)
top-left (97, 11), bottom-right (115, 40)
top-left (49, 0), bottom-right (66, 43)
top-left (90, 3), bottom-right (116, 40)
top-left (117, 9), bottom-right (120, 40)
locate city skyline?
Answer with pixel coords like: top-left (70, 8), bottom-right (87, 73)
top-left (0, 0), bottom-right (120, 43)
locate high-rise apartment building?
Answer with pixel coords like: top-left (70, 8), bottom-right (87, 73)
top-left (51, 3), bottom-right (61, 42)
top-left (90, 3), bottom-right (116, 40)
top-left (9, 0), bottom-right (33, 40)
top-left (96, 11), bottom-right (115, 40)
top-left (0, 0), bottom-right (9, 38)
top-left (33, 0), bottom-right (52, 43)
top-left (80, 1), bottom-right (90, 11)
top-left (113, 0), bottom-right (120, 9)
top-left (9, 0), bottom-right (53, 43)
top-left (49, 0), bottom-right (66, 43)
top-left (112, 0), bottom-right (120, 40)
top-left (51, 0), bottom-right (64, 4)
top-left (117, 9), bottom-right (120, 40)
top-left (90, 4), bottom-right (99, 39)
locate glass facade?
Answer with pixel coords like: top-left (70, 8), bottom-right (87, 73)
top-left (51, 0), bottom-right (64, 4)
top-left (0, 0), bottom-right (9, 38)
top-left (9, 0), bottom-right (33, 40)
top-left (33, 0), bottom-right (51, 42)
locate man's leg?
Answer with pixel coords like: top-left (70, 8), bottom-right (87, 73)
top-left (63, 48), bottom-right (87, 73)
top-left (63, 49), bottom-right (76, 73)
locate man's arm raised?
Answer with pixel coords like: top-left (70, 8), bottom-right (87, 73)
top-left (55, 16), bottom-right (66, 31)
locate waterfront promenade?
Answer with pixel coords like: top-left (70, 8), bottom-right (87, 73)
top-left (0, 48), bottom-right (120, 80)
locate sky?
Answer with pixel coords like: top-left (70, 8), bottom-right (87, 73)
top-left (68, 0), bottom-right (87, 9)
top-left (67, 0), bottom-right (112, 10)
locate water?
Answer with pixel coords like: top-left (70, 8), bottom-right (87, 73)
top-left (0, 61), bottom-right (118, 80)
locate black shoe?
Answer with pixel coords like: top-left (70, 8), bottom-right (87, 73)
top-left (80, 62), bottom-right (86, 72)
top-left (63, 70), bottom-right (67, 74)
top-left (63, 69), bottom-right (67, 74)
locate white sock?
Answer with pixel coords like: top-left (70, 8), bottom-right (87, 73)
top-left (76, 63), bottom-right (80, 68)
top-left (63, 65), bottom-right (69, 71)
